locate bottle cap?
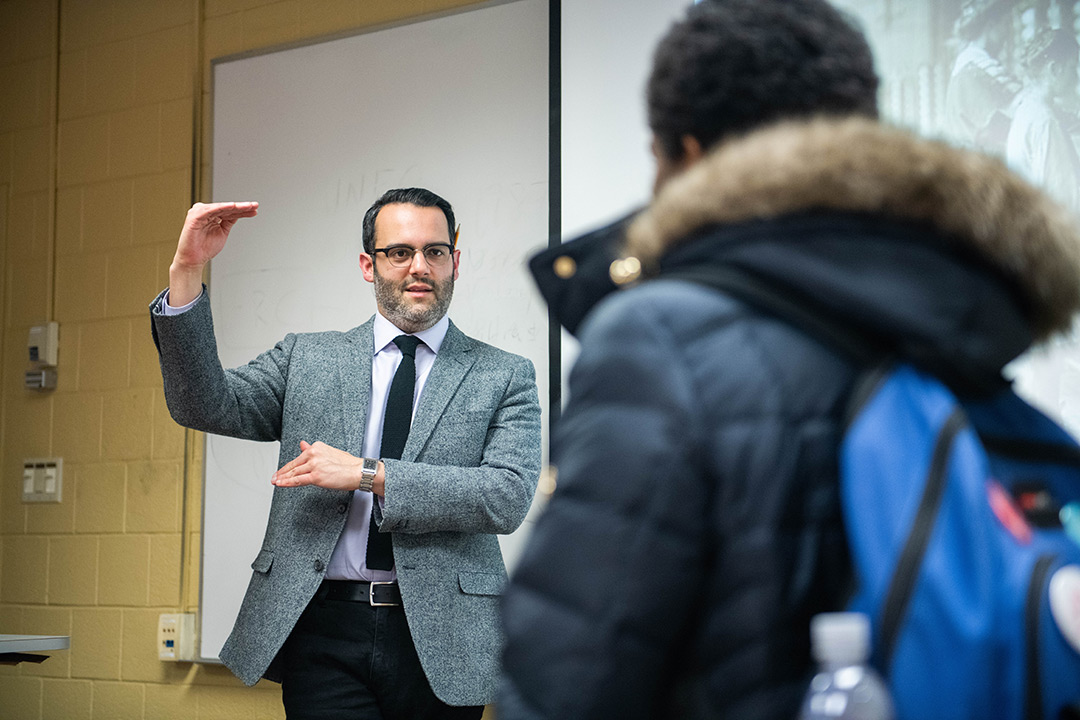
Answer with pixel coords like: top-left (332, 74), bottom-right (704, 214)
top-left (1061, 503), bottom-right (1080, 547)
top-left (811, 612), bottom-right (872, 665)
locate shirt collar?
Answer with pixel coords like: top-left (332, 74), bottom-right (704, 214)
top-left (373, 312), bottom-right (449, 355)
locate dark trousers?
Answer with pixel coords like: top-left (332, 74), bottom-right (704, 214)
top-left (279, 583), bottom-right (484, 720)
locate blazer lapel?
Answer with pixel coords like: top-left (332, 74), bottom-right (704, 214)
top-left (339, 318), bottom-right (375, 455)
top-left (403, 321), bottom-right (476, 460)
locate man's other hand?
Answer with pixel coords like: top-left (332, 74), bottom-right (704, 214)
top-left (272, 440), bottom-right (386, 495)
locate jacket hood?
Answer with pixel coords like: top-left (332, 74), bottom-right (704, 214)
top-left (625, 116), bottom-right (1080, 344)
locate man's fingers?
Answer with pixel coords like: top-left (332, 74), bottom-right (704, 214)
top-left (191, 200), bottom-right (259, 213)
top-left (275, 453), bottom-right (312, 479)
top-left (188, 201), bottom-right (259, 224)
top-left (272, 440), bottom-right (357, 491)
top-left (273, 470), bottom-right (312, 487)
top-left (218, 202), bottom-right (259, 220)
top-left (276, 457), bottom-right (301, 475)
top-left (202, 207), bottom-right (259, 224)
top-left (274, 441), bottom-right (314, 482)
top-left (273, 462), bottom-right (311, 485)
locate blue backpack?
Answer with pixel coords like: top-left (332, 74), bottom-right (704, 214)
top-left (670, 267), bottom-right (1080, 719)
top-left (844, 363), bottom-right (1080, 719)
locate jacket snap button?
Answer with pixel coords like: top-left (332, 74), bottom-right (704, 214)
top-left (313, 559), bottom-right (324, 572)
top-left (337, 503), bottom-right (347, 514)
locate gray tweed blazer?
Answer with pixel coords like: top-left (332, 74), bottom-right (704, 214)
top-left (149, 288), bottom-right (542, 706)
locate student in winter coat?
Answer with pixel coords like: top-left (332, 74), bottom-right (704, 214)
top-left (497, 1), bottom-right (1080, 719)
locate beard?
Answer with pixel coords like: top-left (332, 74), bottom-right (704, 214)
top-left (372, 266), bottom-right (455, 333)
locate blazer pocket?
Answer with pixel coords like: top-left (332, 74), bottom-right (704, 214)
top-left (251, 548), bottom-right (274, 574)
top-left (458, 570), bottom-right (505, 596)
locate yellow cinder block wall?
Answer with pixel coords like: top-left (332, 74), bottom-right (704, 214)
top-left (0, 0), bottom-right (490, 718)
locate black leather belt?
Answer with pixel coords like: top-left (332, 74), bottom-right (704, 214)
top-left (318, 580), bottom-right (402, 607)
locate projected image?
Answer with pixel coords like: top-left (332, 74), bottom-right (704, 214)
top-left (947, 1), bottom-right (1078, 210)
top-left (836, 0), bottom-right (1080, 433)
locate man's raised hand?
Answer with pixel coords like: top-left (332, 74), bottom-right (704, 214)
top-left (169, 201), bottom-right (259, 306)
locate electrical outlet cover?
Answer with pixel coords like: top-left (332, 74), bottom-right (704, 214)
top-left (157, 613), bottom-right (196, 661)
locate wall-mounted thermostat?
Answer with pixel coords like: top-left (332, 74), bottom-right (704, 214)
top-left (28, 322), bottom-right (59, 367)
top-left (26, 322), bottom-right (59, 391)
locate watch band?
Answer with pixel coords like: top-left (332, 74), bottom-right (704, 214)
top-left (358, 457), bottom-right (378, 492)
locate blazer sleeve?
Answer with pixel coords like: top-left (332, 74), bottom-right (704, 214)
top-left (149, 286), bottom-right (290, 442)
top-left (377, 354), bottom-right (542, 536)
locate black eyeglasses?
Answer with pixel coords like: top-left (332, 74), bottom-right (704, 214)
top-left (371, 243), bottom-right (455, 268)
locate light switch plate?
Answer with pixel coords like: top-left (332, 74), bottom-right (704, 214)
top-left (22, 458), bottom-right (62, 503)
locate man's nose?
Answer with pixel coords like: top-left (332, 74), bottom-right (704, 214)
top-left (408, 248), bottom-right (431, 275)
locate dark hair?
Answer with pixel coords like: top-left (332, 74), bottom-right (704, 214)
top-left (361, 187), bottom-right (456, 254)
top-left (647, 0), bottom-right (880, 159)
top-left (1021, 28), bottom-right (1080, 71)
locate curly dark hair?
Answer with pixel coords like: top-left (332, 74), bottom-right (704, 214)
top-left (362, 187), bottom-right (456, 254)
top-left (647, 0), bottom-right (880, 159)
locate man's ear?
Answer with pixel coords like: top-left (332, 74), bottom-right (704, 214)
top-left (680, 134), bottom-right (704, 166)
top-left (359, 253), bottom-right (375, 283)
top-left (652, 133), bottom-right (706, 194)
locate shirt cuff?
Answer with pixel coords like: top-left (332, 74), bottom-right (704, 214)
top-left (162, 289), bottom-right (203, 316)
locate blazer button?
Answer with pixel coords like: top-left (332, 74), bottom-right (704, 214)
top-left (313, 559), bottom-right (324, 572)
top-left (337, 503), bottom-right (347, 514)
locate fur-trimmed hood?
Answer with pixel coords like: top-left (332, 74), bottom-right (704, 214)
top-left (624, 116), bottom-right (1080, 343)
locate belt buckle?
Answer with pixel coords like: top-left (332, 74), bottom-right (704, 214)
top-left (368, 581), bottom-right (399, 607)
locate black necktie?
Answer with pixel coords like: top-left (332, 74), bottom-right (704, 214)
top-left (366, 334), bottom-right (422, 571)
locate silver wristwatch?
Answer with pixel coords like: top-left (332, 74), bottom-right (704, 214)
top-left (358, 457), bottom-right (378, 492)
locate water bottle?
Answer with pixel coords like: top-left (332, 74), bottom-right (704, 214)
top-left (798, 613), bottom-right (895, 720)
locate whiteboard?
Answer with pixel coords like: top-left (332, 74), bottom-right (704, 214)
top-left (205, 0), bottom-right (549, 661)
top-left (558, 0), bottom-right (695, 376)
top-left (561, 0), bottom-right (693, 238)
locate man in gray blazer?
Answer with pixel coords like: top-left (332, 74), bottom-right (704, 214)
top-left (150, 188), bottom-right (542, 719)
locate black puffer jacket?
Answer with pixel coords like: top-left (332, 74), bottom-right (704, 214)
top-left (499, 117), bottom-right (1080, 720)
